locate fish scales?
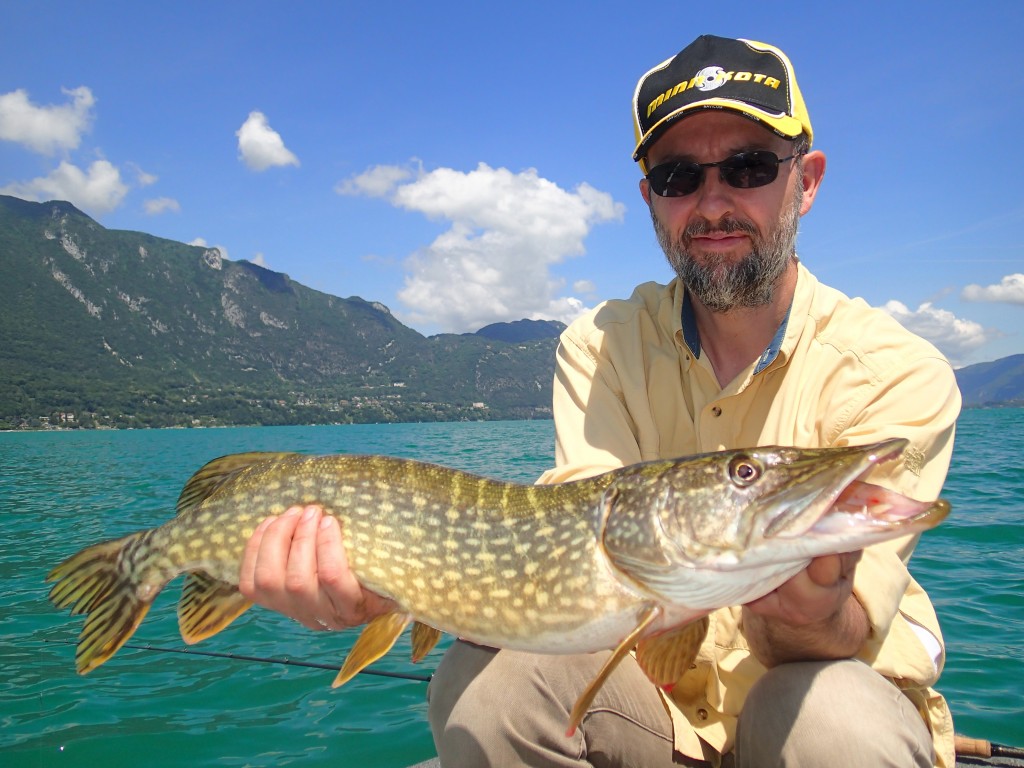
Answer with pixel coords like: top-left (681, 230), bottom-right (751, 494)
top-left (300, 455), bottom-right (642, 645)
top-left (129, 453), bottom-right (644, 648)
top-left (47, 440), bottom-right (950, 735)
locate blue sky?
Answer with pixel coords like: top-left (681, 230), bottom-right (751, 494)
top-left (2, 1), bottom-right (1021, 366)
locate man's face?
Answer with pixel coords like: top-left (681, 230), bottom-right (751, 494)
top-left (639, 111), bottom-right (811, 312)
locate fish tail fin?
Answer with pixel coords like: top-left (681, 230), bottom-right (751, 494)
top-left (178, 572), bottom-right (252, 644)
top-left (46, 532), bottom-right (158, 674)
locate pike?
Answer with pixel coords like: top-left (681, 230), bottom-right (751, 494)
top-left (47, 438), bottom-right (948, 734)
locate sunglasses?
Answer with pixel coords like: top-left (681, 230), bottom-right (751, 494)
top-left (646, 150), bottom-right (806, 198)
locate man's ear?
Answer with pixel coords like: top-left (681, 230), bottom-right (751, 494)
top-left (639, 176), bottom-right (653, 206)
top-left (798, 150), bottom-right (826, 215)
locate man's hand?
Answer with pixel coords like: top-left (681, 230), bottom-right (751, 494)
top-left (742, 552), bottom-right (869, 668)
top-left (238, 505), bottom-right (395, 631)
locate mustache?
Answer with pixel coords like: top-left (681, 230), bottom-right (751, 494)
top-left (683, 217), bottom-right (759, 239)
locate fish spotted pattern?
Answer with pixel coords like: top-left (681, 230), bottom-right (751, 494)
top-left (47, 438), bottom-right (948, 733)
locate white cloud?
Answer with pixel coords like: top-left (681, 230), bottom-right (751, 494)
top-left (961, 273), bottom-right (1024, 305)
top-left (881, 300), bottom-right (993, 367)
top-left (336, 164), bottom-right (415, 197)
top-left (573, 279), bottom-right (597, 294)
top-left (236, 111), bottom-right (299, 171)
top-left (143, 197), bottom-right (180, 215)
top-left (0, 159), bottom-right (127, 215)
top-left (130, 163), bottom-right (158, 187)
top-left (0, 86), bottom-right (95, 155)
top-left (338, 162), bottom-right (625, 332)
top-left (251, 252), bottom-right (267, 267)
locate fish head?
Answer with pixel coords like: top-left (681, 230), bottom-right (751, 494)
top-left (600, 438), bottom-right (949, 608)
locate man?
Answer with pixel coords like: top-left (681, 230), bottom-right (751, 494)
top-left (240, 35), bottom-right (960, 767)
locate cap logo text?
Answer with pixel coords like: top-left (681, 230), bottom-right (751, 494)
top-left (646, 67), bottom-right (782, 118)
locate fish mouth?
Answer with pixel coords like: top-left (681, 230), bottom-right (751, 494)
top-left (809, 481), bottom-right (950, 535)
top-left (761, 438), bottom-right (919, 539)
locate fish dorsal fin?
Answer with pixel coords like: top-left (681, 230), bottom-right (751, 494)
top-left (410, 621), bottom-right (443, 663)
top-left (178, 571), bottom-right (253, 644)
top-left (177, 452), bottom-right (301, 513)
top-left (635, 616), bottom-right (709, 688)
top-left (332, 613), bottom-right (411, 688)
top-left (566, 604), bottom-right (661, 736)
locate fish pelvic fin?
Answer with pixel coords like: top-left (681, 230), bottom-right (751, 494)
top-left (178, 572), bottom-right (253, 645)
top-left (566, 604), bottom-right (662, 737)
top-left (177, 452), bottom-right (301, 513)
top-left (410, 621), bottom-right (442, 663)
top-left (635, 615), bottom-right (710, 688)
top-left (332, 613), bottom-right (411, 688)
top-left (46, 532), bottom-right (157, 675)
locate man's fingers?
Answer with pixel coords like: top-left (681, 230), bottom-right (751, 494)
top-left (316, 516), bottom-right (396, 627)
top-left (250, 506), bottom-right (303, 596)
top-left (239, 513), bottom-right (287, 599)
top-left (284, 506), bottom-right (324, 596)
top-left (314, 514), bottom-right (347, 586)
top-left (806, 551), bottom-right (862, 588)
top-left (237, 505), bottom-right (394, 632)
top-left (806, 554), bottom-right (842, 587)
top-left (315, 515), bottom-right (364, 627)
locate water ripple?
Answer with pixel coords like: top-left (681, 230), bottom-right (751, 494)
top-left (3, 412), bottom-right (1023, 763)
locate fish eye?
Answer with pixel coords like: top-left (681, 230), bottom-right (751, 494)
top-left (729, 456), bottom-right (762, 487)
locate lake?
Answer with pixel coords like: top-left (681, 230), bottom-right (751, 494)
top-left (1, 413), bottom-right (1021, 766)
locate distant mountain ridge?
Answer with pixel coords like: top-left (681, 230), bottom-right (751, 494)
top-left (476, 319), bottom-right (566, 343)
top-left (955, 354), bottom-right (1024, 407)
top-left (0, 195), bottom-right (562, 428)
top-left (0, 194), bottom-right (1018, 429)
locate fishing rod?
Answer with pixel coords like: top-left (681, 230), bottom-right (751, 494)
top-left (43, 638), bottom-right (433, 683)
top-left (954, 734), bottom-right (1024, 760)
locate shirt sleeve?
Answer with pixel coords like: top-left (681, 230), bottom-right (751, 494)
top-left (536, 328), bottom-right (644, 484)
top-left (833, 354), bottom-right (961, 685)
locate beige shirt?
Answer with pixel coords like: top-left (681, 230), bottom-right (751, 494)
top-left (537, 262), bottom-right (961, 767)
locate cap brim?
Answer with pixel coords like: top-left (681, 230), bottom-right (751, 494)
top-left (633, 99), bottom-right (806, 165)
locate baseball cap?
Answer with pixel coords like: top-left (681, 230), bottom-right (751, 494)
top-left (632, 35), bottom-right (813, 173)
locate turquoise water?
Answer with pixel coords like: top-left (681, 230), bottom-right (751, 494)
top-left (1, 414), bottom-right (1021, 766)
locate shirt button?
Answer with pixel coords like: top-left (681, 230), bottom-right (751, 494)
top-left (711, 406), bottom-right (722, 417)
top-left (697, 708), bottom-right (709, 721)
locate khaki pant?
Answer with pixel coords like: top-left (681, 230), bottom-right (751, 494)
top-left (427, 641), bottom-right (934, 767)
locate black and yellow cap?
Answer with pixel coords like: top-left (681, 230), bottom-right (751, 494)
top-left (632, 35), bottom-right (813, 173)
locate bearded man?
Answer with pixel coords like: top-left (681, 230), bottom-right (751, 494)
top-left (241, 35), bottom-right (961, 768)
top-left (423, 35), bottom-right (961, 768)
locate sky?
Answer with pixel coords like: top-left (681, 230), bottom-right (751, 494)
top-left (1, 1), bottom-right (1022, 367)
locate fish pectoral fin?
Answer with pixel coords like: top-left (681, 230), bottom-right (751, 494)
top-left (566, 604), bottom-right (662, 737)
top-left (410, 621), bottom-right (442, 663)
top-left (635, 615), bottom-right (710, 688)
top-left (178, 572), bottom-right (253, 645)
top-left (46, 532), bottom-right (158, 675)
top-left (332, 613), bottom-right (411, 688)
top-left (176, 452), bottom-right (301, 513)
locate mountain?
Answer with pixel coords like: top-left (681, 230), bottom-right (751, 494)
top-left (0, 195), bottom-right (560, 429)
top-left (2, 194), bottom-right (1020, 430)
top-left (955, 354), bottom-right (1024, 407)
top-left (476, 319), bottom-right (565, 343)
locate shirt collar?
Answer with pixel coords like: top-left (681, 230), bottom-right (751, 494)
top-left (680, 289), bottom-right (793, 375)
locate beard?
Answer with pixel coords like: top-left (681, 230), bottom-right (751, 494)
top-left (652, 181), bottom-right (803, 312)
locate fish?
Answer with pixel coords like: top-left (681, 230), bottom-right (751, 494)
top-left (47, 437), bottom-right (948, 734)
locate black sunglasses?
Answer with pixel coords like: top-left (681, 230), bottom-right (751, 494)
top-left (646, 150), bottom-right (806, 198)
